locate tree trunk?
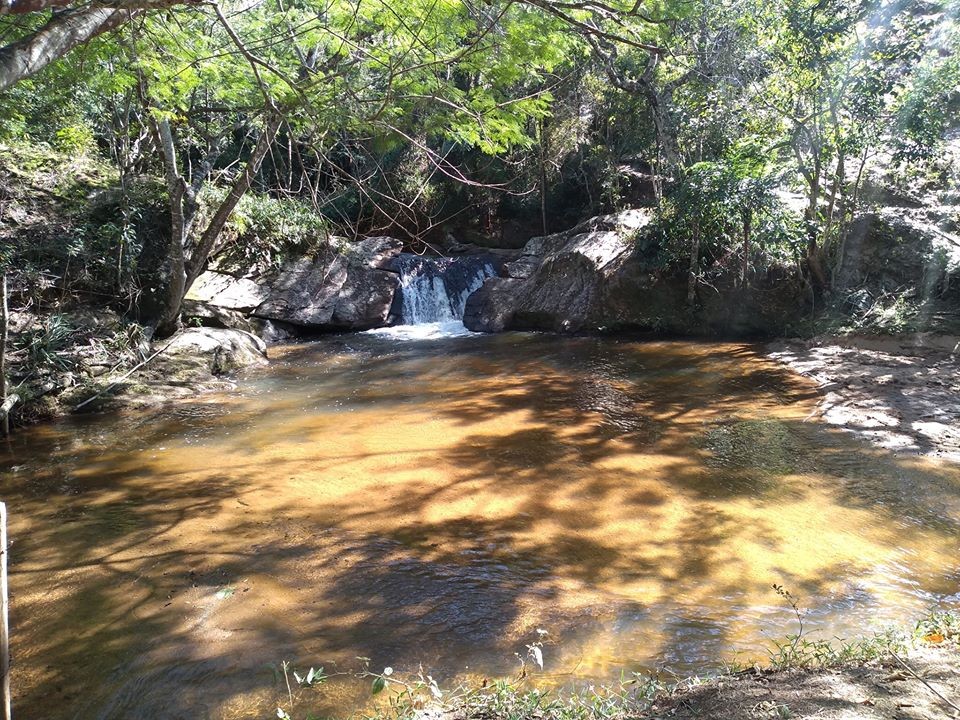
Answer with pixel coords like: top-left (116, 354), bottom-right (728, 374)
top-left (741, 209), bottom-right (752, 286)
top-left (687, 221), bottom-right (700, 308)
top-left (538, 118), bottom-right (548, 235)
top-left (1, 272), bottom-right (8, 437)
top-left (153, 119), bottom-right (190, 337)
top-left (642, 83), bottom-right (681, 179)
top-left (824, 153), bottom-right (845, 241)
top-left (0, 7), bottom-right (128, 92)
top-left (804, 170), bottom-right (829, 291)
top-left (150, 113), bottom-right (280, 337)
top-left (184, 113), bottom-right (281, 292)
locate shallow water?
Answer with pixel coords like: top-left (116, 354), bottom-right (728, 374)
top-left (2, 333), bottom-right (959, 719)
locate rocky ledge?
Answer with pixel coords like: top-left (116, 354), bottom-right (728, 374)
top-left (463, 209), bottom-right (806, 337)
top-left (188, 235), bottom-right (405, 334)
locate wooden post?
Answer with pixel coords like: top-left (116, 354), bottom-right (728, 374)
top-left (0, 501), bottom-right (9, 720)
top-left (1, 272), bottom-right (8, 437)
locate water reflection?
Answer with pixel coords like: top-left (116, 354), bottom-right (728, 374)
top-left (1, 334), bottom-right (958, 719)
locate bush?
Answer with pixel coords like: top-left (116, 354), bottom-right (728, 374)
top-left (203, 190), bottom-right (331, 275)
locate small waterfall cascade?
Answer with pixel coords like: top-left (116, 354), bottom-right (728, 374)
top-left (393, 254), bottom-right (496, 325)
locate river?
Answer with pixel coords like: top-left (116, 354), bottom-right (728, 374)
top-left (2, 330), bottom-right (959, 719)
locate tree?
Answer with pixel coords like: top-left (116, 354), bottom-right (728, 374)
top-left (0, 0), bottom-right (202, 91)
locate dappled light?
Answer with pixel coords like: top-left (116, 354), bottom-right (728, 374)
top-left (2, 334), bottom-right (958, 718)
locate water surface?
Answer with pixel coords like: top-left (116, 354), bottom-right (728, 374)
top-left (2, 333), bottom-right (959, 719)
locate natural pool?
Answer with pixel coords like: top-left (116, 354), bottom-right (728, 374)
top-left (2, 333), bottom-right (959, 719)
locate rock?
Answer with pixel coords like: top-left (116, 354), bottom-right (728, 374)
top-left (182, 299), bottom-right (257, 334)
top-left (836, 210), bottom-right (960, 295)
top-left (161, 327), bottom-right (268, 374)
top-left (61, 307), bottom-right (124, 332)
top-left (511, 230), bottom-right (635, 332)
top-left (255, 319), bottom-right (298, 344)
top-left (463, 277), bottom-right (522, 332)
top-left (254, 236), bottom-right (403, 330)
top-left (186, 271), bottom-right (270, 312)
top-left (464, 208), bottom-right (807, 337)
top-left (502, 256), bottom-right (540, 279)
top-left (465, 211), bottom-right (651, 333)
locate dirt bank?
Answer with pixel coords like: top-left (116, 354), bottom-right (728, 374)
top-left (767, 335), bottom-right (960, 461)
top-left (651, 644), bottom-right (960, 720)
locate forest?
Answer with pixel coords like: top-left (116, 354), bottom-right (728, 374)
top-left (0, 1), bottom-right (959, 719)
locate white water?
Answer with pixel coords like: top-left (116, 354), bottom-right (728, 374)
top-left (370, 255), bottom-right (495, 340)
top-left (366, 321), bottom-right (479, 340)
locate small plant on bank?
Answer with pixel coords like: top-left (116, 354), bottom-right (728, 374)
top-left (915, 609), bottom-right (960, 646)
top-left (768, 584), bottom-right (907, 670)
top-left (269, 605), bottom-right (957, 720)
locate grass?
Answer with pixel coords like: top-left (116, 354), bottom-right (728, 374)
top-left (271, 606), bottom-right (960, 720)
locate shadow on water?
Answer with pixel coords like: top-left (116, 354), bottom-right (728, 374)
top-left (1, 333), bottom-right (958, 718)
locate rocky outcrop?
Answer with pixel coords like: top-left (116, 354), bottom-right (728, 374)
top-left (831, 209), bottom-right (960, 335)
top-left (461, 277), bottom-right (522, 333)
top-left (186, 236), bottom-right (405, 334)
top-left (254, 236), bottom-right (403, 329)
top-left (186, 272), bottom-right (269, 312)
top-left (182, 299), bottom-right (258, 334)
top-left (836, 210), bottom-right (960, 295)
top-left (464, 209), bottom-right (807, 337)
top-left (464, 210), bottom-right (653, 333)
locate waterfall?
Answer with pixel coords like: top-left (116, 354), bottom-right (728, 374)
top-left (392, 254), bottom-right (496, 326)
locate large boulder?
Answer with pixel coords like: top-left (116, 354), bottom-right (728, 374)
top-left (253, 236), bottom-right (403, 330)
top-left (464, 208), bottom-right (807, 337)
top-left (464, 210), bottom-right (653, 333)
top-left (161, 327), bottom-right (268, 374)
top-left (186, 271), bottom-right (269, 312)
top-left (181, 299), bottom-right (258, 334)
top-left (836, 210), bottom-right (960, 296)
top-left (462, 277), bottom-right (522, 333)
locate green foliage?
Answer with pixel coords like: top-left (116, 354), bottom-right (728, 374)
top-left (914, 610), bottom-right (960, 644)
top-left (768, 584), bottom-right (908, 671)
top-left (205, 191), bottom-right (330, 274)
top-left (653, 160), bottom-right (804, 274)
top-left (18, 315), bottom-right (77, 371)
top-left (53, 123), bottom-right (97, 156)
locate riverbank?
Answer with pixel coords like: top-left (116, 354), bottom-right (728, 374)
top-left (4, 303), bottom-right (268, 424)
top-left (767, 334), bottom-right (960, 461)
top-left (351, 613), bottom-right (960, 720)
top-left (651, 644), bottom-right (960, 720)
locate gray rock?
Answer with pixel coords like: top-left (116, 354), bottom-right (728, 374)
top-left (463, 208), bottom-right (807, 337)
top-left (253, 236), bottom-right (404, 330)
top-left (182, 299), bottom-right (257, 334)
top-left (186, 272), bottom-right (269, 312)
top-left (162, 327), bottom-right (268, 374)
top-left (502, 256), bottom-right (540, 279)
top-left (464, 212), bottom-right (649, 333)
top-left (463, 278), bottom-right (522, 332)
